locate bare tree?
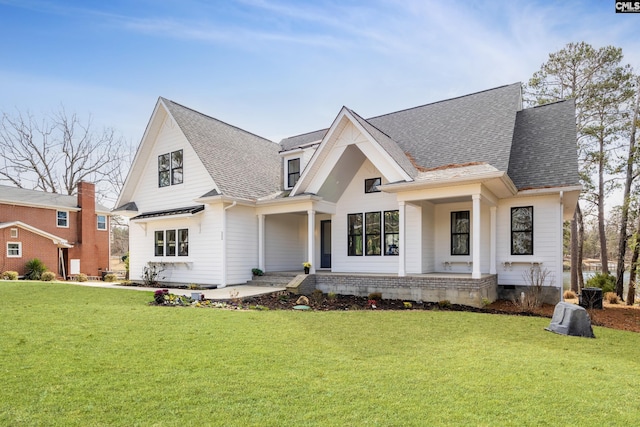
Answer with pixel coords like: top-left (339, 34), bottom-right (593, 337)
top-left (0, 106), bottom-right (131, 206)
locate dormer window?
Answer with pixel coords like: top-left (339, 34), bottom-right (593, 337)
top-left (365, 178), bottom-right (381, 193)
top-left (159, 150), bottom-right (183, 187)
top-left (287, 158), bottom-right (300, 188)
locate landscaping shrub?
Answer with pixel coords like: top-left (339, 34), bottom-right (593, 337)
top-left (368, 292), bottom-right (382, 301)
top-left (24, 258), bottom-right (47, 280)
top-left (311, 289), bottom-right (324, 304)
top-left (77, 273), bottom-right (88, 282)
top-left (142, 262), bottom-right (165, 286)
top-left (41, 271), bottom-right (56, 281)
top-left (1, 271), bottom-right (19, 280)
top-left (103, 273), bottom-right (118, 282)
top-left (604, 292), bottom-right (619, 304)
top-left (154, 289), bottom-right (169, 304)
top-left (585, 272), bottom-right (616, 294)
top-left (563, 290), bottom-right (577, 299)
top-left (251, 268), bottom-right (263, 276)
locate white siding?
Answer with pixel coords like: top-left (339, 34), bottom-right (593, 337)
top-left (434, 202), bottom-right (473, 273)
top-left (405, 203), bottom-right (422, 274)
top-left (265, 213), bottom-right (307, 271)
top-left (332, 159), bottom-right (400, 273)
top-left (496, 194), bottom-right (561, 288)
top-left (421, 202), bottom-right (435, 273)
top-left (226, 205), bottom-right (259, 284)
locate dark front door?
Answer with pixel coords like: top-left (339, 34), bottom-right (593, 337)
top-left (320, 220), bottom-right (331, 269)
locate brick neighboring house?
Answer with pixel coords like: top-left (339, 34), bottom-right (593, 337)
top-left (0, 182), bottom-right (110, 278)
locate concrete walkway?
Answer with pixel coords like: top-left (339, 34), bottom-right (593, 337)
top-left (68, 281), bottom-right (285, 300)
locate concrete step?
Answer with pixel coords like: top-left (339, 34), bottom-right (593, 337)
top-left (246, 273), bottom-right (298, 287)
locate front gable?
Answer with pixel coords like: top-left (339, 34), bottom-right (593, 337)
top-left (291, 108), bottom-right (413, 200)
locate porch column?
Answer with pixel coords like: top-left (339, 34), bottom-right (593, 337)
top-left (490, 206), bottom-right (497, 275)
top-left (472, 194), bottom-right (481, 279)
top-left (307, 210), bottom-right (316, 274)
top-left (258, 214), bottom-right (265, 271)
top-left (398, 201), bottom-right (406, 277)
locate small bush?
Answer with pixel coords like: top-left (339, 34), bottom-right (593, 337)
top-left (311, 289), bottom-right (324, 304)
top-left (1, 271), bottom-right (19, 280)
top-left (77, 273), bottom-right (88, 282)
top-left (327, 292), bottom-right (337, 301)
top-left (481, 297), bottom-right (491, 307)
top-left (104, 273), bottom-right (118, 282)
top-left (438, 300), bottom-right (451, 308)
top-left (24, 258), bottom-right (47, 280)
top-left (154, 289), bottom-right (169, 304)
top-left (563, 290), bottom-right (577, 299)
top-left (403, 301), bottom-right (413, 309)
top-left (119, 280), bottom-right (134, 286)
top-left (41, 271), bottom-right (56, 281)
top-left (604, 292), bottom-right (619, 304)
top-left (188, 283), bottom-right (201, 290)
top-left (368, 292), bottom-right (382, 301)
top-left (251, 268), bottom-right (264, 276)
top-left (585, 272), bottom-right (616, 294)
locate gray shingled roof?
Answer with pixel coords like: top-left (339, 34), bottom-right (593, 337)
top-left (0, 184), bottom-right (110, 212)
top-left (508, 99), bottom-right (579, 190)
top-left (162, 98), bottom-right (282, 200)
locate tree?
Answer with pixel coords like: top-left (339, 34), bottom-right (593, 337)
top-left (526, 42), bottom-right (635, 288)
top-left (0, 106), bottom-right (130, 206)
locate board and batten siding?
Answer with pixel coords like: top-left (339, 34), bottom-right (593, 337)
top-left (225, 204), bottom-right (259, 285)
top-left (496, 194), bottom-right (562, 288)
top-left (421, 202), bottom-right (435, 273)
top-left (264, 213), bottom-right (307, 271)
top-left (332, 160), bottom-right (400, 274)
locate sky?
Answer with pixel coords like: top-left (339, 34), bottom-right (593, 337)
top-left (0, 0), bottom-right (638, 149)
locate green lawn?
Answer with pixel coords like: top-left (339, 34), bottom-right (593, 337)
top-left (1, 282), bottom-right (639, 426)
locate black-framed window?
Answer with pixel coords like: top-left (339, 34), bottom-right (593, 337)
top-left (365, 177), bottom-right (381, 193)
top-left (348, 213), bottom-right (363, 256)
top-left (166, 230), bottom-right (176, 256)
top-left (154, 231), bottom-right (164, 256)
top-left (159, 150), bottom-right (183, 187)
top-left (365, 212), bottom-right (381, 256)
top-left (511, 206), bottom-right (533, 255)
top-left (451, 211), bottom-right (470, 255)
top-left (171, 150), bottom-right (183, 185)
top-left (178, 229), bottom-right (189, 256)
top-left (384, 210), bottom-right (399, 255)
top-left (287, 158), bottom-right (300, 188)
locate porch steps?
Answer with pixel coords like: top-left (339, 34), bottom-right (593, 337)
top-left (245, 271), bottom-right (299, 287)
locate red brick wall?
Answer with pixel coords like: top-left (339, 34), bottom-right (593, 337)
top-left (0, 227), bottom-right (59, 275)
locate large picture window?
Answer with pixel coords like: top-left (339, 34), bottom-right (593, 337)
top-left (348, 213), bottom-right (363, 256)
top-left (365, 212), bottom-right (381, 256)
top-left (451, 211), bottom-right (470, 255)
top-left (511, 206), bottom-right (533, 255)
top-left (159, 150), bottom-right (183, 187)
top-left (384, 210), bottom-right (399, 255)
top-left (287, 158), bottom-right (300, 188)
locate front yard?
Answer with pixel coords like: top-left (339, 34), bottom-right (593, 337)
top-left (1, 281), bottom-right (639, 426)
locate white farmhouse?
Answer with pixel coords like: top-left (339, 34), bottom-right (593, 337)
top-left (115, 83), bottom-right (580, 307)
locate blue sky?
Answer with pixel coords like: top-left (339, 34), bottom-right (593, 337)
top-left (0, 0), bottom-right (638, 145)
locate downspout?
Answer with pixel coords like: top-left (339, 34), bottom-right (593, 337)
top-left (221, 201), bottom-right (237, 288)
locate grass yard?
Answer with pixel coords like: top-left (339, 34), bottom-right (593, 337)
top-left (1, 282), bottom-right (640, 426)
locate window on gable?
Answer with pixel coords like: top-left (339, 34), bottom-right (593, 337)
top-left (451, 211), bottom-right (470, 255)
top-left (97, 215), bottom-right (107, 231)
top-left (384, 210), bottom-right (399, 256)
top-left (158, 150), bottom-right (183, 187)
top-left (365, 212), bottom-right (381, 256)
top-left (347, 213), bottom-right (363, 256)
top-left (10, 228), bottom-right (18, 238)
top-left (154, 231), bottom-right (164, 256)
top-left (287, 158), bottom-right (300, 188)
top-left (158, 154), bottom-right (170, 187)
top-left (511, 206), bottom-right (533, 255)
top-left (365, 178), bottom-right (381, 193)
top-left (7, 242), bottom-right (21, 258)
top-left (171, 150), bottom-right (183, 185)
top-left (57, 211), bottom-right (68, 228)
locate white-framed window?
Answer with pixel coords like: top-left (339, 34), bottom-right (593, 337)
top-left (57, 210), bottom-right (69, 228)
top-left (10, 228), bottom-right (18, 238)
top-left (97, 215), bottom-right (107, 230)
top-left (7, 242), bottom-right (21, 258)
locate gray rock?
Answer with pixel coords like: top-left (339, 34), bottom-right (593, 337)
top-left (546, 302), bottom-right (595, 338)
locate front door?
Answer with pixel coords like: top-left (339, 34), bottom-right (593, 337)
top-left (320, 220), bottom-right (331, 269)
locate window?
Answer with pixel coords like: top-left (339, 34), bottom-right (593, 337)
top-left (57, 211), bottom-right (68, 228)
top-left (365, 177), bottom-right (381, 193)
top-left (451, 211), bottom-right (470, 255)
top-left (155, 228), bottom-right (189, 257)
top-left (7, 242), bottom-right (21, 258)
top-left (511, 206), bottom-right (533, 255)
top-left (287, 158), bottom-right (300, 188)
top-left (10, 228), bottom-right (18, 238)
top-left (384, 210), bottom-right (399, 255)
top-left (348, 213), bottom-right (363, 256)
top-left (97, 215), bottom-right (107, 231)
top-left (154, 231), bottom-right (164, 256)
top-left (365, 212), bottom-right (381, 255)
top-left (158, 150), bottom-right (183, 187)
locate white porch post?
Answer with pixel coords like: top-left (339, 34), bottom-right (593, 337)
top-left (398, 201), bottom-right (406, 277)
top-left (472, 194), bottom-right (481, 279)
top-left (258, 214), bottom-right (265, 272)
top-left (490, 206), bottom-right (497, 275)
top-left (307, 210), bottom-right (316, 274)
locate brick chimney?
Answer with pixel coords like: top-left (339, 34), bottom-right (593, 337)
top-left (76, 181), bottom-right (98, 275)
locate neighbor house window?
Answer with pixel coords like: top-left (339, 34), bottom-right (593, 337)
top-left (348, 213), bottom-right (363, 256)
top-left (7, 242), bottom-right (21, 258)
top-left (57, 211), bottom-right (68, 228)
top-left (365, 177), bottom-right (381, 193)
top-left (287, 158), bottom-right (300, 188)
top-left (384, 210), bottom-right (399, 255)
top-left (365, 212), bottom-right (381, 256)
top-left (451, 211), bottom-right (470, 255)
top-left (97, 215), bottom-right (107, 231)
top-left (178, 229), bottom-right (189, 256)
top-left (511, 206), bottom-right (533, 255)
top-left (154, 231), bottom-right (164, 256)
top-left (158, 150), bottom-right (183, 187)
